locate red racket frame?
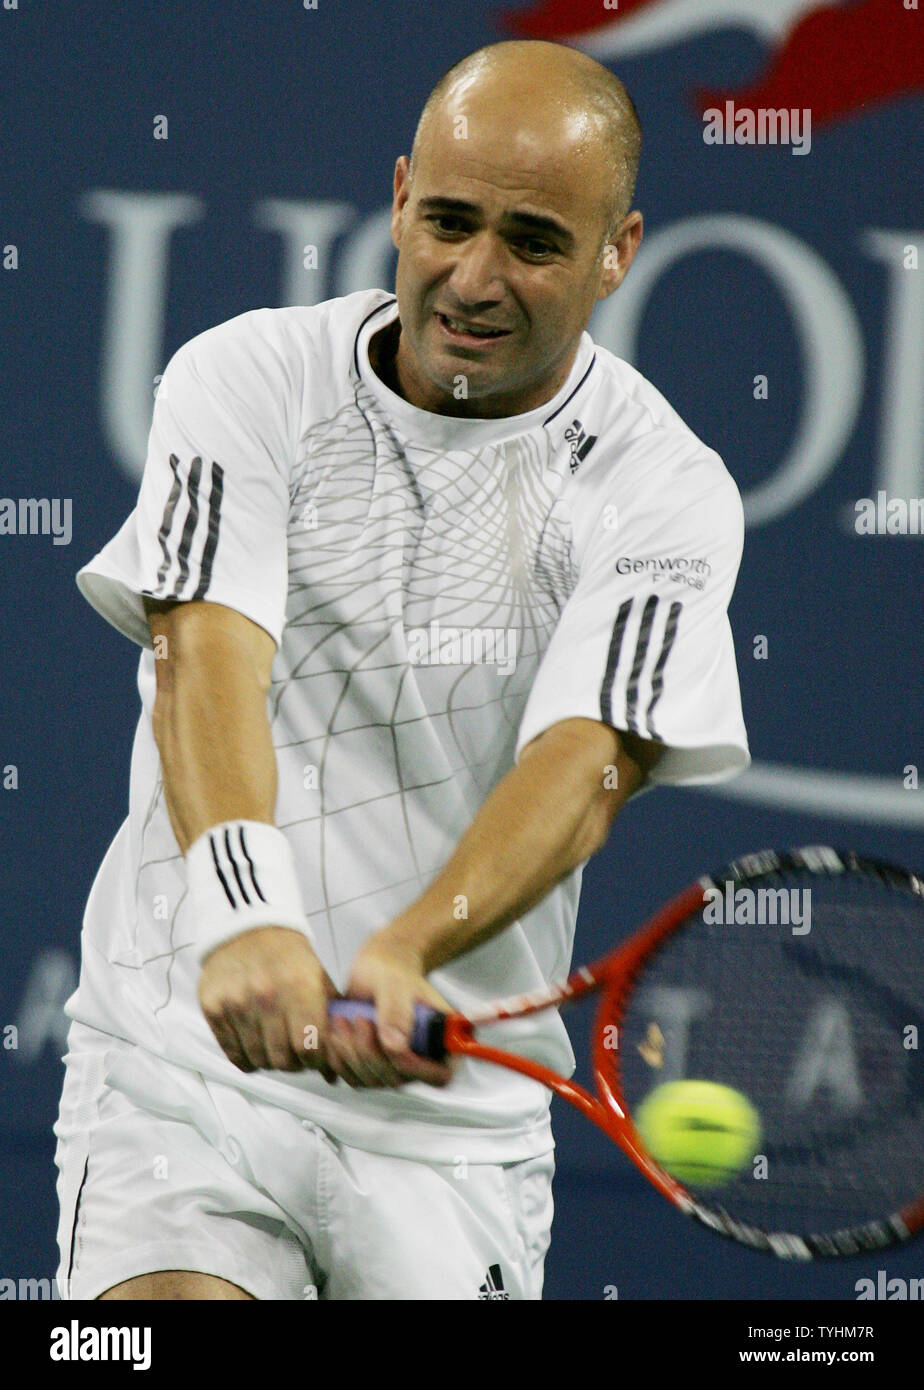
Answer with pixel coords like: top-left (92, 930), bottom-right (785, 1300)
top-left (332, 846), bottom-right (924, 1255)
top-left (442, 878), bottom-right (710, 1212)
top-left (440, 860), bottom-right (924, 1254)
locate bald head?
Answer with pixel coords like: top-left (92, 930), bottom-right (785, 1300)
top-left (410, 40), bottom-right (642, 244)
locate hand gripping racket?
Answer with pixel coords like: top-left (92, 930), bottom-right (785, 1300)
top-left (330, 846), bottom-right (924, 1259)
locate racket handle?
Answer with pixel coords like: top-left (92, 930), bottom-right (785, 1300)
top-left (328, 1000), bottom-right (448, 1062)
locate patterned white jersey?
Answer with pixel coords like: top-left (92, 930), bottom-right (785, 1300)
top-left (71, 288), bottom-right (750, 1161)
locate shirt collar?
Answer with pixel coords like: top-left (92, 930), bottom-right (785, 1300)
top-left (355, 295), bottom-right (597, 452)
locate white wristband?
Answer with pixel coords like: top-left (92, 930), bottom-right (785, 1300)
top-left (186, 820), bottom-right (314, 965)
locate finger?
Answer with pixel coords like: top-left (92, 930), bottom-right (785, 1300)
top-left (324, 1039), bottom-right (365, 1088)
top-left (199, 982), bottom-right (255, 1072)
top-left (226, 1005), bottom-right (270, 1072)
top-left (324, 1019), bottom-right (366, 1088)
top-left (257, 1005), bottom-right (302, 1072)
top-left (327, 1018), bottom-right (389, 1087)
top-left (282, 993), bottom-right (329, 1074)
top-left (347, 1017), bottom-right (408, 1086)
top-left (293, 1013), bottom-right (337, 1083)
top-left (385, 1049), bottom-right (454, 1088)
top-left (353, 995), bottom-right (453, 1086)
top-left (260, 945), bottom-right (336, 1066)
top-left (326, 1017), bottom-right (397, 1088)
top-left (292, 1019), bottom-right (328, 1072)
top-left (204, 1014), bottom-right (255, 1073)
top-left (374, 980), bottom-right (451, 1060)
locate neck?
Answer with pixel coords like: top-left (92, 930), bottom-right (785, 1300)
top-left (369, 317), bottom-right (579, 419)
top-left (369, 320), bottom-right (405, 399)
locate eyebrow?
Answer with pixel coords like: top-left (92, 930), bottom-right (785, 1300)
top-left (416, 196), bottom-right (576, 250)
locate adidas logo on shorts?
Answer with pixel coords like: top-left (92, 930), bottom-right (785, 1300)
top-left (477, 1263), bottom-right (509, 1300)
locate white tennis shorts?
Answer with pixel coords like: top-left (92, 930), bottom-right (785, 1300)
top-left (54, 1021), bottom-right (554, 1301)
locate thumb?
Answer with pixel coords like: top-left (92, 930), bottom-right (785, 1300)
top-left (376, 978), bottom-right (451, 1055)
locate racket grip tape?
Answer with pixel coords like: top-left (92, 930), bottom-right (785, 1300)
top-left (327, 1000), bottom-right (448, 1062)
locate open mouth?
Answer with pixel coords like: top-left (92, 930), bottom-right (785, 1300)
top-left (435, 312), bottom-right (512, 345)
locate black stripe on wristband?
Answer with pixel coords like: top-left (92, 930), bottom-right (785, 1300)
top-left (238, 826), bottom-right (268, 904)
top-left (209, 833), bottom-right (237, 908)
top-left (224, 826), bottom-right (252, 905)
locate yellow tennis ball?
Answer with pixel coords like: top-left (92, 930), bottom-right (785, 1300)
top-left (634, 1080), bottom-right (762, 1188)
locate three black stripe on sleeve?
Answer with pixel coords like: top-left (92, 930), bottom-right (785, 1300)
top-left (600, 595), bottom-right (682, 739)
top-left (153, 454), bottom-right (224, 600)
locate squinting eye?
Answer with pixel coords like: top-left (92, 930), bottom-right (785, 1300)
top-left (427, 217), bottom-right (555, 258)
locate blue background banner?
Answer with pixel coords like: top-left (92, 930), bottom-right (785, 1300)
top-left (1, 0), bottom-right (921, 1300)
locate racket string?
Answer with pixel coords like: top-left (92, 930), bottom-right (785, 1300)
top-left (610, 870), bottom-right (924, 1234)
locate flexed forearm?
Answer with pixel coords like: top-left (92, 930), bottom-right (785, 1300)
top-left (377, 717), bottom-right (664, 972)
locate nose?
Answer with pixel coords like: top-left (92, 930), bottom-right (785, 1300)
top-left (444, 230), bottom-right (506, 307)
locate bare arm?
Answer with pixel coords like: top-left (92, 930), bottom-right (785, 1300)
top-left (374, 716), bottom-right (665, 973)
top-left (144, 596), bottom-right (277, 852)
top-left (144, 598), bottom-right (354, 1081)
top-left (342, 718), bottom-right (665, 1068)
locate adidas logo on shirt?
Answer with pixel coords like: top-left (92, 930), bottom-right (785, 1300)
top-left (477, 1264), bottom-right (510, 1299)
top-left (564, 418), bottom-right (597, 473)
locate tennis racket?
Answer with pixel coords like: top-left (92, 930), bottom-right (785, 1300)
top-left (330, 845), bottom-right (924, 1259)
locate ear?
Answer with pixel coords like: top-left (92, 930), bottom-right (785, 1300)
top-left (597, 211), bottom-right (644, 302)
top-left (391, 156), bottom-right (412, 249)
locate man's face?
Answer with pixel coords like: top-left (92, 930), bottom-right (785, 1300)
top-left (388, 89), bottom-right (641, 417)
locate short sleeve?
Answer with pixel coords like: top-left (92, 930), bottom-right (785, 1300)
top-left (515, 446), bottom-right (750, 787)
top-left (75, 316), bottom-right (293, 650)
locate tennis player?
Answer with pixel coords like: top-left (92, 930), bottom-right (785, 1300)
top-left (55, 39), bottom-right (749, 1301)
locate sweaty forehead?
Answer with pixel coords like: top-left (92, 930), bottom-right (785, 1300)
top-left (415, 89), bottom-right (608, 221)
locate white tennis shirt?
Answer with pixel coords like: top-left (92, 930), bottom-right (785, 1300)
top-left (70, 288), bottom-right (750, 1161)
